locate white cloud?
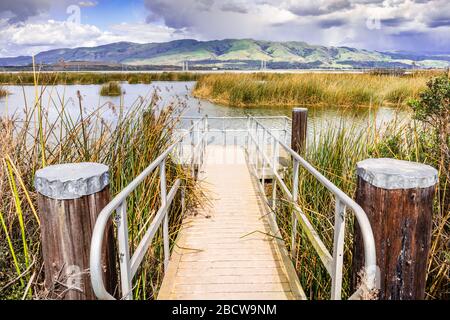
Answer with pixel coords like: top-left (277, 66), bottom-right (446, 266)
top-left (0, 18), bottom-right (189, 57)
top-left (108, 22), bottom-right (193, 43)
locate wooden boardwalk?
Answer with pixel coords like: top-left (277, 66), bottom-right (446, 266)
top-left (158, 145), bottom-right (304, 300)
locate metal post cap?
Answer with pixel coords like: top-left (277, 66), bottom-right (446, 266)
top-left (356, 158), bottom-right (438, 190)
top-left (35, 162), bottom-right (109, 200)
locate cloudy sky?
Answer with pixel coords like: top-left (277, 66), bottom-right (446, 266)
top-left (0, 0), bottom-right (449, 57)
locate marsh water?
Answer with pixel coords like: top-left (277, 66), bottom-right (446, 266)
top-left (0, 81), bottom-right (407, 139)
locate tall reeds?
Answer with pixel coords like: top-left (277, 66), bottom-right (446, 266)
top-left (193, 73), bottom-right (432, 107)
top-left (270, 114), bottom-right (449, 299)
top-left (0, 73), bottom-right (200, 299)
top-left (0, 72), bottom-right (200, 85)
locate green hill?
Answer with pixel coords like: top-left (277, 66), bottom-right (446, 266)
top-left (1, 39), bottom-right (449, 69)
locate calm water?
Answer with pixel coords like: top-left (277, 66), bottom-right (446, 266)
top-left (0, 81), bottom-right (407, 138)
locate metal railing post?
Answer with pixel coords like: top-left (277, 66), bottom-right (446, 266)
top-left (190, 121), bottom-right (195, 176)
top-left (222, 118), bottom-right (226, 146)
top-left (261, 129), bottom-right (266, 184)
top-left (256, 123), bottom-right (260, 172)
top-left (117, 200), bottom-right (132, 300)
top-left (291, 159), bottom-right (299, 258)
top-left (204, 115), bottom-right (209, 162)
top-left (160, 160), bottom-right (169, 272)
top-left (283, 116), bottom-right (288, 145)
top-left (331, 199), bottom-right (346, 300)
top-left (272, 137), bottom-right (278, 210)
top-left (181, 186), bottom-right (186, 216)
top-left (245, 116), bottom-right (250, 151)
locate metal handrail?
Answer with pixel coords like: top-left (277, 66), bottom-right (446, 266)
top-left (179, 116), bottom-right (290, 146)
top-left (90, 114), bottom-right (376, 300)
top-left (246, 115), bottom-right (377, 300)
top-left (90, 116), bottom-right (208, 300)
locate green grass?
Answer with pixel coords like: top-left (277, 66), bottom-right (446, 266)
top-left (193, 73), bottom-right (435, 107)
top-left (0, 72), bottom-right (201, 85)
top-left (268, 115), bottom-right (449, 299)
top-left (0, 72), bottom-right (201, 299)
top-left (100, 81), bottom-right (122, 96)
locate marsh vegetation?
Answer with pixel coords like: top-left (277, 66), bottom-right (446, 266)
top-left (100, 81), bottom-right (122, 96)
top-left (0, 72), bottom-right (200, 85)
top-left (272, 75), bottom-right (449, 299)
top-left (0, 74), bottom-right (201, 299)
top-left (193, 72), bottom-right (438, 107)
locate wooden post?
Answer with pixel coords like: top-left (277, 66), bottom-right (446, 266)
top-left (291, 108), bottom-right (307, 154)
top-left (35, 163), bottom-right (117, 299)
top-left (352, 158), bottom-right (438, 300)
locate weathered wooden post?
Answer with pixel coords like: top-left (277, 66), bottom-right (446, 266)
top-left (291, 108), bottom-right (307, 154)
top-left (35, 163), bottom-right (117, 299)
top-left (352, 158), bottom-right (438, 299)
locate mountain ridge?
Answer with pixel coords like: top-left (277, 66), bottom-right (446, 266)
top-left (1, 39), bottom-right (449, 69)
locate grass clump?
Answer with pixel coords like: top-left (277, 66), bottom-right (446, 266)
top-left (100, 81), bottom-right (122, 96)
top-left (193, 72), bottom-right (433, 107)
top-left (0, 87), bottom-right (8, 97)
top-left (0, 73), bottom-right (201, 299)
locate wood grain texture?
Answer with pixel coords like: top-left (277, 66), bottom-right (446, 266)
top-left (37, 187), bottom-right (117, 299)
top-left (352, 176), bottom-right (434, 300)
top-left (291, 108), bottom-right (307, 154)
top-left (158, 146), bottom-right (300, 300)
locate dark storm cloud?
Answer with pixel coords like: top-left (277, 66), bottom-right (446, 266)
top-left (381, 17), bottom-right (409, 27)
top-left (221, 2), bottom-right (248, 14)
top-left (0, 0), bottom-right (51, 23)
top-left (428, 18), bottom-right (450, 28)
top-left (425, 10), bottom-right (450, 28)
top-left (318, 18), bottom-right (348, 28)
top-left (287, 0), bottom-right (352, 17)
top-left (144, 0), bottom-right (215, 29)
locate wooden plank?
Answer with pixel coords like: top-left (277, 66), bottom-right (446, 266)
top-left (172, 283), bottom-right (292, 293)
top-left (180, 254), bottom-right (281, 262)
top-left (174, 274), bottom-right (289, 285)
top-left (170, 292), bottom-right (294, 300)
top-left (175, 267), bottom-right (289, 277)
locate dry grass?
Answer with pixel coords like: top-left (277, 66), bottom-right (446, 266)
top-left (193, 73), bottom-right (434, 107)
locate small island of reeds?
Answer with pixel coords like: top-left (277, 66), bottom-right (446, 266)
top-left (100, 81), bottom-right (122, 96)
top-left (0, 86), bottom-right (8, 97)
